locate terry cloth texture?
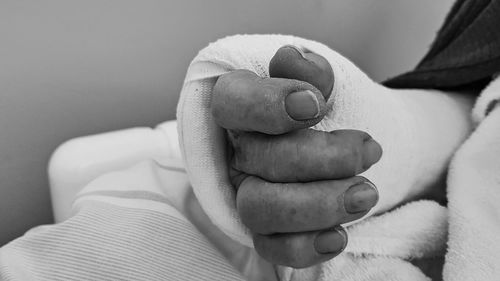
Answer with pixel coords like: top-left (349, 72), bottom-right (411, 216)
top-left (177, 34), bottom-right (474, 249)
top-left (384, 0), bottom-right (500, 90)
top-left (443, 77), bottom-right (500, 281)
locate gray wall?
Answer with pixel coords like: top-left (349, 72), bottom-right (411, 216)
top-left (0, 0), bottom-right (454, 245)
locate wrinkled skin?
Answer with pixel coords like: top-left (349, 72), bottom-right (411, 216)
top-left (211, 46), bottom-right (382, 268)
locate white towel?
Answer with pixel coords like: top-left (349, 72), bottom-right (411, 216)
top-left (443, 76), bottom-right (500, 280)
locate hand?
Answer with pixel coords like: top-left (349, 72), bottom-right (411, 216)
top-left (211, 45), bottom-right (382, 268)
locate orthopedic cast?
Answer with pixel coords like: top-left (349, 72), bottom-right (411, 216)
top-left (177, 34), bottom-right (474, 247)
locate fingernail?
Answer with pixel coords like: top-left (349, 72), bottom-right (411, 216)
top-left (282, 45), bottom-right (307, 59)
top-left (285, 90), bottom-right (320, 120)
top-left (283, 45), bottom-right (317, 65)
top-left (363, 138), bottom-right (383, 168)
top-left (315, 228), bottom-right (347, 254)
top-left (344, 182), bottom-right (378, 214)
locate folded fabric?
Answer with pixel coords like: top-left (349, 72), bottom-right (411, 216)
top-left (443, 76), bottom-right (500, 280)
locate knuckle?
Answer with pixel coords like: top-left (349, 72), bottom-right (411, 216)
top-left (236, 182), bottom-right (269, 232)
top-left (236, 193), bottom-right (252, 219)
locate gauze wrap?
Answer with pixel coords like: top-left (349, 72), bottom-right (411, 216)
top-left (177, 34), bottom-right (473, 248)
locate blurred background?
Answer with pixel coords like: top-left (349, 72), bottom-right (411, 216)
top-left (0, 0), bottom-right (454, 245)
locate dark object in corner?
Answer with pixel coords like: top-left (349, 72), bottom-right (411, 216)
top-left (384, 0), bottom-right (500, 92)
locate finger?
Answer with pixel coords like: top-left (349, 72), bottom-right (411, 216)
top-left (253, 227), bottom-right (347, 268)
top-left (236, 175), bottom-right (378, 234)
top-left (229, 129), bottom-right (382, 183)
top-left (270, 45), bottom-right (334, 100)
top-left (212, 69), bottom-right (327, 135)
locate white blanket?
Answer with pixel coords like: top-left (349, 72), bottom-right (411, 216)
top-left (443, 77), bottom-right (500, 280)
